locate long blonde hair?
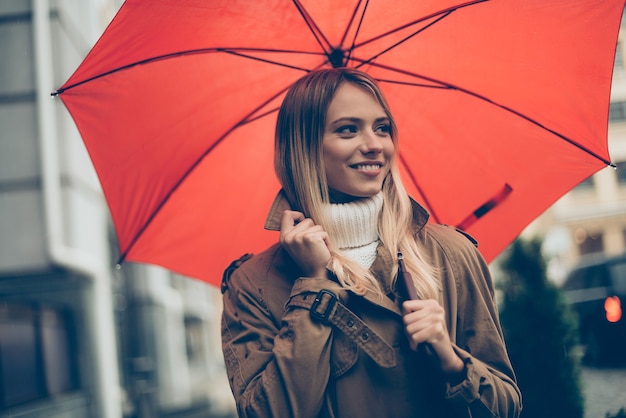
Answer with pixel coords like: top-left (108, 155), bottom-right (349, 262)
top-left (275, 68), bottom-right (439, 299)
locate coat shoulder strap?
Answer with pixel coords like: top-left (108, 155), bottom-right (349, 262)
top-left (221, 253), bottom-right (254, 294)
top-left (289, 290), bottom-right (397, 368)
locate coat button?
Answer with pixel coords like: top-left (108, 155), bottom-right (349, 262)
top-left (347, 319), bottom-right (354, 328)
top-left (361, 332), bottom-right (369, 341)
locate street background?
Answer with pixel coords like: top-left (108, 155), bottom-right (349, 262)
top-left (1, 1), bottom-right (625, 417)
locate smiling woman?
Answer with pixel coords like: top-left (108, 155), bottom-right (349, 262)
top-left (220, 68), bottom-right (522, 418)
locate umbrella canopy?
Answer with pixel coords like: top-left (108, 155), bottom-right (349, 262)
top-left (54, 0), bottom-right (624, 287)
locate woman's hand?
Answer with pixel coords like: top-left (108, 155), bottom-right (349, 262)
top-left (280, 210), bottom-right (331, 279)
top-left (402, 299), bottom-right (465, 377)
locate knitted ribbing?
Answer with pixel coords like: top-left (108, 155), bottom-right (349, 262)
top-left (327, 192), bottom-right (383, 269)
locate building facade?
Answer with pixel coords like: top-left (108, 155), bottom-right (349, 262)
top-left (0, 1), bottom-right (235, 416)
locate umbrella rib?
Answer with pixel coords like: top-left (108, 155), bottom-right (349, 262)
top-left (397, 153), bottom-right (441, 224)
top-left (352, 0), bottom-right (487, 51)
top-left (52, 48), bottom-right (323, 95)
top-left (354, 11), bottom-right (452, 70)
top-left (342, 0), bottom-right (368, 60)
top-left (119, 80), bottom-right (308, 263)
top-left (220, 49), bottom-right (320, 73)
top-left (238, 61), bottom-right (330, 125)
top-left (373, 78), bottom-right (451, 89)
top-left (292, 0), bottom-right (333, 54)
top-left (356, 59), bottom-right (614, 167)
top-left (241, 107), bottom-right (280, 125)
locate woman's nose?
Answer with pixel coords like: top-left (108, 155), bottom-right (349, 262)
top-left (361, 131), bottom-right (384, 153)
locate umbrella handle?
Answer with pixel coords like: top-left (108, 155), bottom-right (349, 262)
top-left (398, 253), bottom-right (419, 301)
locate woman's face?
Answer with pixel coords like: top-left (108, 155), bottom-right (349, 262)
top-left (322, 82), bottom-right (394, 199)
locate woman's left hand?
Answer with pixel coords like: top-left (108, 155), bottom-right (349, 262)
top-left (402, 299), bottom-right (465, 376)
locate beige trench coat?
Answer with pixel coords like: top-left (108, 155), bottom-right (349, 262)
top-left (221, 192), bottom-right (522, 417)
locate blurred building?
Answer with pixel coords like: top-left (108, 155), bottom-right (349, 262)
top-left (522, 16), bottom-right (626, 284)
top-left (0, 1), bottom-right (235, 417)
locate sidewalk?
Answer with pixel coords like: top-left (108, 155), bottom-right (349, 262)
top-left (581, 365), bottom-right (626, 418)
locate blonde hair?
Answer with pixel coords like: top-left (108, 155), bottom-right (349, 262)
top-left (275, 68), bottom-right (439, 299)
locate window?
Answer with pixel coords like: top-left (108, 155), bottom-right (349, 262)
top-left (615, 161), bottom-right (626, 185)
top-left (563, 269), bottom-right (586, 291)
top-left (578, 231), bottom-right (604, 256)
top-left (609, 101), bottom-right (626, 122)
top-left (0, 304), bottom-right (78, 409)
top-left (0, 305), bottom-right (41, 407)
top-left (609, 261), bottom-right (626, 294)
top-left (574, 175), bottom-right (594, 191)
top-left (40, 308), bottom-right (77, 395)
top-left (184, 317), bottom-right (205, 363)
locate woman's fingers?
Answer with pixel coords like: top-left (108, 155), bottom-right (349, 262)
top-left (279, 210), bottom-right (331, 278)
top-left (402, 299), bottom-right (464, 374)
top-left (402, 300), bottom-right (448, 349)
top-left (280, 210), bottom-right (306, 234)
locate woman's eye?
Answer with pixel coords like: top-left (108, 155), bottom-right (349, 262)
top-left (336, 125), bottom-right (357, 135)
top-left (375, 124), bottom-right (391, 134)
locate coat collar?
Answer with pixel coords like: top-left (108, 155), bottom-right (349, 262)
top-left (263, 189), bottom-right (293, 231)
top-left (264, 189), bottom-right (431, 234)
top-left (264, 189), bottom-right (431, 317)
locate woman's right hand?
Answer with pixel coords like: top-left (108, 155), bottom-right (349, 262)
top-left (280, 210), bottom-right (331, 279)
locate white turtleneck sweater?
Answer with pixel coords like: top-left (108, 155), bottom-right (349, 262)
top-left (326, 192), bottom-right (383, 269)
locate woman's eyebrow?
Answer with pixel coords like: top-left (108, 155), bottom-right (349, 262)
top-left (329, 116), bottom-right (389, 125)
top-left (329, 117), bottom-right (361, 125)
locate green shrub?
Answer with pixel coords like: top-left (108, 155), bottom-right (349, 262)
top-left (497, 238), bottom-right (584, 418)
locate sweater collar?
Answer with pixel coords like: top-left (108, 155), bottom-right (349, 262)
top-left (326, 192), bottom-right (382, 250)
top-left (263, 189), bottom-right (430, 234)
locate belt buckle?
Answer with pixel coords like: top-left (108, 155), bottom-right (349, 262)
top-left (310, 289), bottom-right (337, 322)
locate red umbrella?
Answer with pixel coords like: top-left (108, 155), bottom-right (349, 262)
top-left (54, 0), bottom-right (623, 287)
